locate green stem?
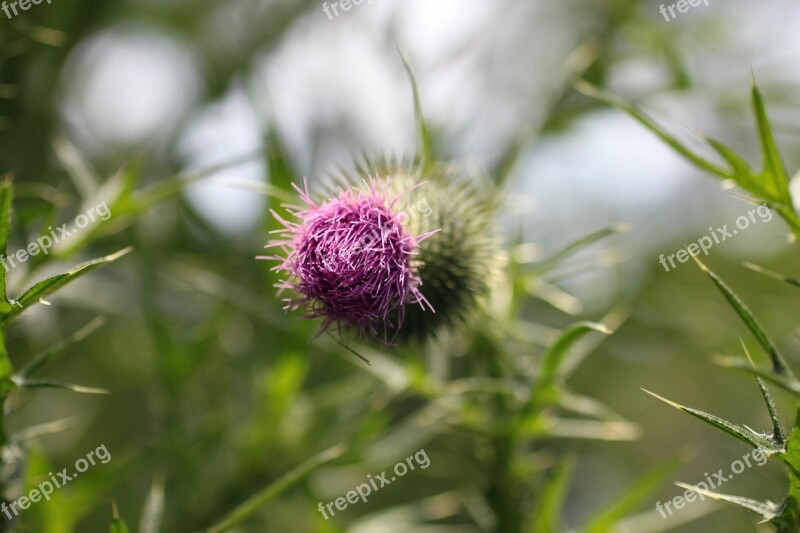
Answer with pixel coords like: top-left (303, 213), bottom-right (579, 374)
top-left (487, 433), bottom-right (523, 533)
top-left (0, 329), bottom-right (12, 447)
top-left (774, 404), bottom-right (800, 532)
top-left (775, 205), bottom-right (800, 242)
top-left (483, 344), bottom-right (524, 533)
top-left (0, 329), bottom-right (13, 532)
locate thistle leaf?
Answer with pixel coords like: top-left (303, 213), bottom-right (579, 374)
top-left (537, 322), bottom-right (612, 394)
top-left (138, 475), bottom-right (165, 533)
top-left (205, 444), bottom-right (345, 533)
top-left (530, 225), bottom-right (629, 273)
top-left (742, 341), bottom-right (787, 445)
top-left (751, 80), bottom-right (793, 206)
top-left (759, 377), bottom-right (787, 446)
top-left (132, 151), bottom-right (261, 215)
top-left (558, 390), bottom-right (626, 421)
top-left (518, 322), bottom-right (612, 425)
top-left (530, 456), bottom-right (574, 533)
top-left (532, 417), bottom-right (641, 441)
top-left (13, 416), bottom-right (79, 442)
top-left (695, 257), bottom-right (795, 380)
top-left (12, 377), bottom-right (109, 395)
top-left (110, 502), bottom-right (131, 533)
top-left (583, 458), bottom-right (683, 533)
top-left (704, 137), bottom-right (761, 194)
top-left (51, 134), bottom-right (100, 200)
top-left (18, 316), bottom-right (105, 378)
top-left (674, 482), bottom-right (781, 521)
top-left (714, 356), bottom-right (800, 395)
top-left (743, 262), bottom-right (800, 289)
top-left (642, 389), bottom-right (784, 453)
top-left (397, 47), bottom-right (434, 175)
top-left (578, 79), bottom-right (800, 236)
top-left (574, 81), bottom-right (729, 179)
top-left (3, 246), bottom-right (132, 324)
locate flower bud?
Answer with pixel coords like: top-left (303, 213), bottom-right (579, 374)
top-left (261, 158), bottom-right (500, 344)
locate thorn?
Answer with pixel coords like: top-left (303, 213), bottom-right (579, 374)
top-left (611, 223), bottom-right (632, 234)
top-left (740, 339), bottom-right (756, 367)
top-left (675, 481), bottom-right (711, 498)
top-left (641, 388), bottom-right (684, 410)
top-left (692, 254), bottom-right (710, 272)
top-left (743, 261), bottom-right (786, 281)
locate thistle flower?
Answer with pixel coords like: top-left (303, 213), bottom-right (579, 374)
top-left (261, 178), bottom-right (435, 342)
top-left (262, 158), bottom-right (502, 344)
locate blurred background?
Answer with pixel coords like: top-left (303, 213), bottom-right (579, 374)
top-left (1, 0), bottom-right (800, 531)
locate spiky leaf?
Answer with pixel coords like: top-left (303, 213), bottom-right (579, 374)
top-left (642, 389), bottom-right (784, 453)
top-left (3, 246), bottom-right (132, 324)
top-left (696, 258), bottom-right (795, 380)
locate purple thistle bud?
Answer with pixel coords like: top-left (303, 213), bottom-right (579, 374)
top-left (260, 178), bottom-right (436, 342)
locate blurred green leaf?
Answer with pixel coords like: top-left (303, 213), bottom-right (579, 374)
top-left (11, 377), bottom-right (109, 395)
top-left (398, 47), bottom-right (434, 175)
top-left (520, 322), bottom-right (612, 423)
top-left (583, 457), bottom-right (683, 533)
top-left (743, 262), bottom-right (800, 289)
top-left (18, 316), bottom-right (105, 378)
top-left (529, 225), bottom-right (629, 273)
top-left (110, 502), bottom-right (131, 533)
top-left (138, 475), bottom-right (165, 533)
top-left (204, 444), bottom-right (345, 533)
top-left (530, 456), bottom-right (574, 533)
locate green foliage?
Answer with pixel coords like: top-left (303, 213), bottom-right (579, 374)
top-left (577, 79), bottom-right (800, 238)
top-left (109, 504), bottom-right (130, 533)
top-left (6, 4), bottom-right (796, 532)
top-left (642, 261), bottom-right (800, 531)
top-left (587, 77), bottom-right (800, 531)
top-left (582, 458), bottom-right (682, 533)
top-left (0, 180), bottom-right (129, 470)
top-left (204, 445), bottom-right (345, 533)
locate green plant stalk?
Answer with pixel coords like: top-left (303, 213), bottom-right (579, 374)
top-left (0, 329), bottom-right (12, 451)
top-left (773, 405), bottom-right (800, 532)
top-left (482, 342), bottom-right (524, 533)
top-left (774, 205), bottom-right (800, 241)
top-left (0, 328), bottom-right (13, 533)
top-left (487, 433), bottom-right (523, 533)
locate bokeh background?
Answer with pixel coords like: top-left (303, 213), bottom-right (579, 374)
top-left (1, 0), bottom-right (800, 531)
